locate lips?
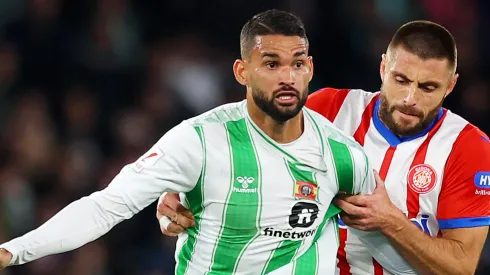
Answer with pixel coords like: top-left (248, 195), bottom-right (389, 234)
top-left (275, 91), bottom-right (298, 99)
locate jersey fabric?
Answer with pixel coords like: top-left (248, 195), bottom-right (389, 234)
top-left (306, 88), bottom-right (490, 275)
top-left (0, 100), bottom-right (375, 275)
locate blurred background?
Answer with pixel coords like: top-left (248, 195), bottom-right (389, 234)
top-left (0, 0), bottom-right (489, 274)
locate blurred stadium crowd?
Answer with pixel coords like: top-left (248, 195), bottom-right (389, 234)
top-left (0, 1), bottom-right (489, 274)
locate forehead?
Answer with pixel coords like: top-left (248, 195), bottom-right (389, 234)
top-left (389, 47), bottom-right (451, 79)
top-left (251, 35), bottom-right (308, 57)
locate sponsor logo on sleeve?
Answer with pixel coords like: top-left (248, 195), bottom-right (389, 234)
top-left (474, 172), bottom-right (490, 195)
top-left (132, 151), bottom-right (162, 173)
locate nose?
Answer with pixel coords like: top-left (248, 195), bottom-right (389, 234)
top-left (278, 66), bottom-right (295, 86)
top-left (403, 85), bottom-right (417, 106)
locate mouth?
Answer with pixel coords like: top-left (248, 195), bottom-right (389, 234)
top-left (396, 109), bottom-right (419, 120)
top-left (274, 91), bottom-right (298, 106)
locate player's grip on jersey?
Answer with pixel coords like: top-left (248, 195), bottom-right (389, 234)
top-left (156, 192), bottom-right (195, 236)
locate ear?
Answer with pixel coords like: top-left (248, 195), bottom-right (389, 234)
top-left (233, 59), bottom-right (248, 86)
top-left (307, 56), bottom-right (314, 82)
top-left (445, 73), bottom-right (459, 98)
top-left (380, 54), bottom-right (387, 83)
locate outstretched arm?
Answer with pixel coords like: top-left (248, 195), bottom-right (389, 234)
top-left (0, 121), bottom-right (203, 268)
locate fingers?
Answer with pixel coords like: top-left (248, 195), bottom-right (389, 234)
top-left (373, 169), bottom-right (386, 190)
top-left (175, 203), bottom-right (195, 224)
top-left (158, 215), bottom-right (186, 236)
top-left (157, 192), bottom-right (196, 227)
top-left (334, 198), bottom-right (367, 217)
top-left (339, 213), bottom-right (374, 231)
top-left (341, 194), bottom-right (368, 207)
top-left (159, 192), bottom-right (183, 211)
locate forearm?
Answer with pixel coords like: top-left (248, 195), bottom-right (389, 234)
top-left (383, 216), bottom-right (472, 275)
top-left (0, 187), bottom-right (135, 266)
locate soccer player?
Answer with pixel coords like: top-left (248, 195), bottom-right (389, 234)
top-left (156, 21), bottom-right (490, 275)
top-left (0, 10), bottom-right (375, 275)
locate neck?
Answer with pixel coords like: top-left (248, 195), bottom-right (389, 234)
top-left (247, 102), bottom-right (304, 144)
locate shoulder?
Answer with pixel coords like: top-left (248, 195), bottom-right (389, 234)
top-left (306, 87), bottom-right (379, 122)
top-left (186, 100), bottom-right (247, 127)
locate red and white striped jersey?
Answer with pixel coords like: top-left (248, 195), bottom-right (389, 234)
top-left (306, 88), bottom-right (490, 275)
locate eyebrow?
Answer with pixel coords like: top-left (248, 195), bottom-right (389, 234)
top-left (391, 70), bottom-right (441, 88)
top-left (261, 51), bottom-right (307, 58)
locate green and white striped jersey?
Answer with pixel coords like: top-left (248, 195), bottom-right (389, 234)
top-left (0, 100), bottom-right (374, 274)
top-left (170, 100), bottom-right (375, 275)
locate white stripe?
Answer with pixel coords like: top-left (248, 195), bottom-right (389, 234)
top-left (420, 111), bottom-right (468, 235)
top-left (333, 89), bottom-right (378, 136)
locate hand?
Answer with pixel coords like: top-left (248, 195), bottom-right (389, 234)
top-left (156, 193), bottom-right (195, 236)
top-left (334, 170), bottom-right (404, 232)
top-left (0, 248), bottom-right (12, 269)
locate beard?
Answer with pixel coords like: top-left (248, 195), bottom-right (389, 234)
top-left (378, 87), bottom-right (443, 137)
top-left (252, 85), bottom-right (308, 123)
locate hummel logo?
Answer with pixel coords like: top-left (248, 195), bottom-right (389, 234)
top-left (236, 176), bottom-right (255, 188)
top-left (234, 176), bottom-right (257, 193)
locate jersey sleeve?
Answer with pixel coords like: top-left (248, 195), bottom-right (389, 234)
top-left (437, 125), bottom-right (490, 229)
top-left (306, 88), bottom-right (350, 122)
top-left (352, 147), bottom-right (376, 195)
top-left (0, 121), bottom-right (203, 266)
top-left (115, 121), bottom-right (203, 212)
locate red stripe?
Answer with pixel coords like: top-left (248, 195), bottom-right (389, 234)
top-left (306, 88), bottom-right (351, 122)
top-left (337, 227), bottom-right (351, 275)
top-left (373, 259), bottom-right (384, 275)
top-left (379, 147), bottom-right (396, 179)
top-left (352, 95), bottom-right (380, 146)
top-left (407, 110), bottom-right (448, 219)
top-left (371, 146), bottom-right (397, 275)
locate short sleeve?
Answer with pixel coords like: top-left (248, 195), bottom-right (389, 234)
top-left (437, 125), bottom-right (490, 229)
top-left (113, 121), bottom-right (203, 212)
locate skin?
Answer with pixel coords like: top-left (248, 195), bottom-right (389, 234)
top-left (237, 34), bottom-right (313, 144)
top-left (377, 45), bottom-right (457, 137)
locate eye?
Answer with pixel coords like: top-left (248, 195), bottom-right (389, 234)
top-left (266, 62), bottom-right (277, 69)
top-left (294, 61), bottom-right (304, 68)
top-left (421, 86), bottom-right (436, 92)
top-left (395, 76), bottom-right (407, 85)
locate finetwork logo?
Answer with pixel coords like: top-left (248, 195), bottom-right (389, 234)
top-left (262, 227), bottom-right (316, 240)
top-left (262, 202), bottom-right (319, 240)
top-left (233, 176), bottom-right (257, 193)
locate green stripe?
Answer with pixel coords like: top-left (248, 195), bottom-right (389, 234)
top-left (263, 161), bottom-right (318, 274)
top-left (232, 123), bottom-right (263, 272)
top-left (208, 119), bottom-right (261, 274)
top-left (294, 242), bottom-right (318, 275)
top-left (310, 138), bottom-right (355, 245)
top-left (327, 138), bottom-right (354, 194)
top-left (177, 126), bottom-right (206, 275)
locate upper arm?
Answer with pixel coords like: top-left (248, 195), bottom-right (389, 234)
top-left (436, 126), bottom-right (490, 262)
top-left (437, 127), bottom-right (490, 229)
top-left (101, 121), bottom-right (203, 213)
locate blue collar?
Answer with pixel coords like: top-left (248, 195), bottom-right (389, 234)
top-left (372, 98), bottom-right (444, 147)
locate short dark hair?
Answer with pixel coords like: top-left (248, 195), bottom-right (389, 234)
top-left (388, 20), bottom-right (457, 71)
top-left (240, 9), bottom-right (308, 60)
